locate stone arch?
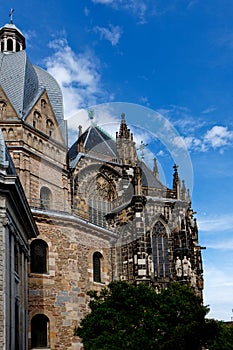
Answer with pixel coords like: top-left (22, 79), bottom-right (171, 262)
top-left (29, 310), bottom-right (55, 350)
top-left (8, 128), bottom-right (15, 140)
top-left (38, 139), bottom-right (43, 152)
top-left (1, 128), bottom-right (7, 139)
top-left (27, 133), bottom-right (32, 146)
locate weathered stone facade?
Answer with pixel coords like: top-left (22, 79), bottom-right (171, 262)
top-left (0, 20), bottom-right (204, 350)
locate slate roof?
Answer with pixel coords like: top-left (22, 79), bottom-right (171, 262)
top-left (0, 51), bottom-right (65, 138)
top-left (68, 123), bottom-right (117, 165)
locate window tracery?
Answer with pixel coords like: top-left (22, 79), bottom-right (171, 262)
top-left (152, 222), bottom-right (170, 278)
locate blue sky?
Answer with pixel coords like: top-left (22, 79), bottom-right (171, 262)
top-left (2, 0), bottom-right (233, 321)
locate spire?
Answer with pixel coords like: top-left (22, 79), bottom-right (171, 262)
top-left (0, 12), bottom-right (26, 52)
top-left (118, 112), bottom-right (131, 140)
top-left (173, 164), bottom-right (180, 199)
top-left (181, 180), bottom-right (186, 200)
top-left (116, 113), bottom-right (137, 166)
top-left (153, 157), bottom-right (159, 179)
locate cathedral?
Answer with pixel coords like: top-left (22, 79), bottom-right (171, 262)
top-left (0, 18), bottom-right (204, 350)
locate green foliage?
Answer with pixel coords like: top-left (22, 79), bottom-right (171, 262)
top-left (203, 319), bottom-right (233, 350)
top-left (77, 281), bottom-right (209, 350)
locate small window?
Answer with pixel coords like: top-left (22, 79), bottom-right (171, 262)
top-left (7, 38), bottom-right (13, 51)
top-left (30, 239), bottom-right (48, 274)
top-left (46, 119), bottom-right (54, 137)
top-left (33, 111), bottom-right (42, 130)
top-left (93, 252), bottom-right (103, 283)
top-left (16, 41), bottom-right (20, 52)
top-left (41, 99), bottom-right (47, 112)
top-left (40, 186), bottom-right (52, 210)
top-left (31, 314), bottom-right (49, 348)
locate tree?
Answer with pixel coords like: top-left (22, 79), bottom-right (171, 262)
top-left (203, 319), bottom-right (233, 350)
top-left (77, 281), bottom-right (209, 350)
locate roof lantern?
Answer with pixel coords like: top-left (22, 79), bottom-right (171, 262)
top-left (0, 9), bottom-right (26, 53)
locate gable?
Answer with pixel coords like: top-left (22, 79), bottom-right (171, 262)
top-left (24, 90), bottom-right (65, 145)
top-left (0, 86), bottom-right (19, 120)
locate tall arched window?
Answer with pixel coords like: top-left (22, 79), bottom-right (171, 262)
top-left (31, 314), bottom-right (50, 348)
top-left (30, 239), bottom-right (48, 274)
top-left (40, 186), bottom-right (52, 210)
top-left (152, 222), bottom-right (170, 278)
top-left (93, 252), bottom-right (103, 283)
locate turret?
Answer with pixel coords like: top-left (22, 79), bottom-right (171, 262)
top-left (116, 113), bottom-right (137, 166)
top-left (173, 164), bottom-right (180, 199)
top-left (0, 12), bottom-right (25, 52)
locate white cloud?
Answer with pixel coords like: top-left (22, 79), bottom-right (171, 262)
top-left (45, 38), bottom-right (105, 118)
top-left (201, 106), bottom-right (217, 114)
top-left (94, 24), bottom-right (123, 46)
top-left (199, 214), bottom-right (233, 232)
top-left (92, 0), bottom-right (150, 24)
top-left (204, 265), bottom-right (233, 320)
top-left (204, 125), bottom-right (233, 148)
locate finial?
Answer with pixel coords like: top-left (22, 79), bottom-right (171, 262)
top-left (121, 112), bottom-right (125, 121)
top-left (181, 180), bottom-right (186, 200)
top-left (9, 8), bottom-right (14, 24)
top-left (88, 109), bottom-right (94, 120)
top-left (137, 140), bottom-right (148, 160)
top-left (173, 164), bottom-right (178, 172)
top-left (78, 125), bottom-right (83, 136)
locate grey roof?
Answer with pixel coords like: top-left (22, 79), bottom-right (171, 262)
top-left (140, 161), bottom-right (165, 189)
top-left (0, 51), bottom-right (38, 116)
top-left (0, 23), bottom-right (24, 37)
top-left (0, 51), bottom-right (65, 138)
top-left (68, 123), bottom-right (117, 166)
top-left (34, 65), bottom-right (64, 126)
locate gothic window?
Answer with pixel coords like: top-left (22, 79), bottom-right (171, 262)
top-left (152, 222), bottom-right (170, 278)
top-left (30, 239), bottom-right (48, 274)
top-left (88, 199), bottom-right (109, 228)
top-left (93, 252), bottom-right (103, 283)
top-left (31, 314), bottom-right (50, 348)
top-left (33, 111), bottom-right (42, 129)
top-left (46, 119), bottom-right (54, 137)
top-left (7, 38), bottom-right (13, 51)
top-left (40, 186), bottom-right (52, 210)
top-left (41, 99), bottom-right (47, 112)
top-left (0, 100), bottom-right (7, 118)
